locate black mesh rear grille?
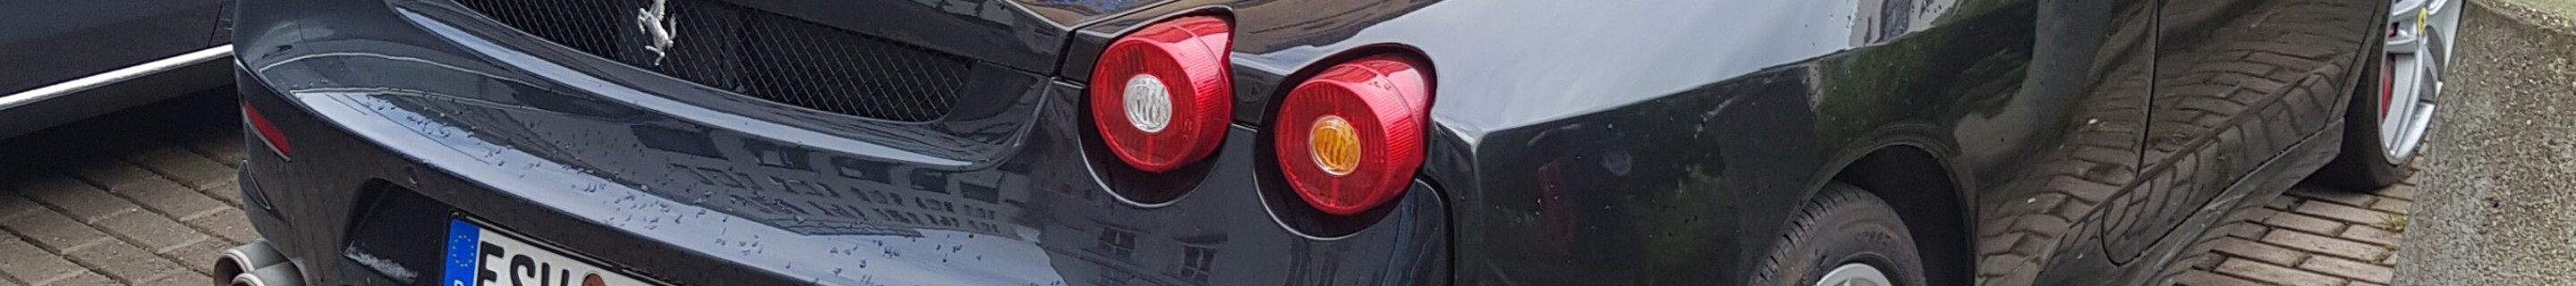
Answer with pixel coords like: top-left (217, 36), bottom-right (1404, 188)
top-left (452, 0), bottom-right (969, 122)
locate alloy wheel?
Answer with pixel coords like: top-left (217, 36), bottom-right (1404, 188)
top-left (2379, 0), bottom-right (2459, 163)
top-left (1814, 263), bottom-right (1894, 286)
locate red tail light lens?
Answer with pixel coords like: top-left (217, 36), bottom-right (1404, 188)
top-left (242, 102), bottom-right (292, 158)
top-left (1275, 55), bottom-right (1430, 215)
top-left (1090, 16), bottom-right (1233, 172)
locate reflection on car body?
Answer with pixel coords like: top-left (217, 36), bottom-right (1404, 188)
top-left (224, 0), bottom-right (2425, 285)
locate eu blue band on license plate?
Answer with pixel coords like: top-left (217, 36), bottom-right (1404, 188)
top-left (436, 219), bottom-right (657, 286)
top-left (444, 220), bottom-right (482, 286)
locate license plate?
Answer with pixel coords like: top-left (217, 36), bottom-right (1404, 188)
top-left (441, 220), bottom-right (656, 286)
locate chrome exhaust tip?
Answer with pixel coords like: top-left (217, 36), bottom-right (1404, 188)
top-left (215, 240), bottom-right (293, 286)
top-left (231, 263), bottom-right (302, 286)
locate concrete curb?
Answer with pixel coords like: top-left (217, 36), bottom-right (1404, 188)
top-left (2478, 0), bottom-right (2576, 35)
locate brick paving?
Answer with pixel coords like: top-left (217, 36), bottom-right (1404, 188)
top-left (0, 92), bottom-right (2413, 285)
top-left (2166, 179), bottom-right (2418, 286)
top-left (0, 93), bottom-right (249, 286)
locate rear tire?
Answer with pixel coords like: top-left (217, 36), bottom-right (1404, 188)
top-left (1749, 182), bottom-right (1929, 286)
top-left (2317, 42), bottom-right (2419, 189)
top-left (2320, 0), bottom-right (2454, 189)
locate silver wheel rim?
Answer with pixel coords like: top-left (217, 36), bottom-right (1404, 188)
top-left (1816, 263), bottom-right (1894, 286)
top-left (2380, 0), bottom-right (2458, 163)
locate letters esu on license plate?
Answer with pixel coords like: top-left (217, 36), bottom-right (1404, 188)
top-left (442, 220), bottom-right (656, 286)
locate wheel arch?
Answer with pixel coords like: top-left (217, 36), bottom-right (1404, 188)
top-left (1825, 144), bottom-right (1976, 286)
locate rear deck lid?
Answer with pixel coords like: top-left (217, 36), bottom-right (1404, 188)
top-left (444, 0), bottom-right (1167, 122)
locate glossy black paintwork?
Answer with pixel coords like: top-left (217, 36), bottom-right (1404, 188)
top-left (0, 0), bottom-right (230, 93)
top-left (237, 0), bottom-right (1443, 285)
top-left (704, 0), bottom-right (1173, 72)
top-left (0, 0), bottom-right (234, 138)
top-left (234, 0), bottom-right (2384, 285)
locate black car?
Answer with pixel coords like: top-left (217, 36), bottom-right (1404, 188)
top-left (0, 0), bottom-right (238, 139)
top-left (222, 0), bottom-right (2456, 285)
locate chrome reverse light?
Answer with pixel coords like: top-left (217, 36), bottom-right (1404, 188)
top-left (1089, 16), bottom-right (1233, 172)
top-left (1123, 74), bottom-right (1174, 133)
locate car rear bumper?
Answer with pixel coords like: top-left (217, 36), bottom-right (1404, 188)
top-left (232, 0), bottom-right (1450, 285)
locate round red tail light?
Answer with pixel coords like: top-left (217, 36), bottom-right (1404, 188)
top-left (1091, 16), bottom-right (1233, 172)
top-left (1275, 55), bottom-right (1431, 215)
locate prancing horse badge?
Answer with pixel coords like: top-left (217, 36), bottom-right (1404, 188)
top-left (637, 0), bottom-right (679, 65)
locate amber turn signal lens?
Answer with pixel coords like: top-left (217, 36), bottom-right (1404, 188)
top-left (1274, 55), bottom-right (1431, 215)
top-left (1308, 115), bottom-right (1360, 175)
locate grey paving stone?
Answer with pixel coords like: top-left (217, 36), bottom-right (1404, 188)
top-left (0, 236), bottom-right (81, 285)
top-left (2216, 258), bottom-right (2343, 286)
top-left (10, 176), bottom-right (139, 223)
top-left (193, 181), bottom-right (242, 208)
top-left (182, 209), bottom-right (255, 244)
top-left (90, 211), bottom-right (209, 254)
top-left (60, 240), bottom-right (189, 284)
top-left (134, 272), bottom-right (197, 286)
top-left (101, 180), bottom-right (227, 221)
top-left (0, 195), bottom-right (43, 222)
top-left (161, 237), bottom-right (228, 275)
top-left (2168, 269), bottom-right (2267, 286)
top-left (123, 147), bottom-right (233, 190)
top-left (0, 209), bottom-right (112, 251)
top-left (2301, 256), bottom-right (2394, 284)
top-left (34, 271), bottom-right (111, 286)
top-left (182, 130), bottom-right (245, 167)
top-left (55, 158), bottom-right (158, 191)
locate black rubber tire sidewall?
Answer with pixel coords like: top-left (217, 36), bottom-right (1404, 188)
top-left (2318, 41), bottom-right (2421, 189)
top-left (1749, 182), bottom-right (1929, 286)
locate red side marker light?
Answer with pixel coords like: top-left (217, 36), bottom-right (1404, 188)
top-left (243, 102), bottom-right (292, 158)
